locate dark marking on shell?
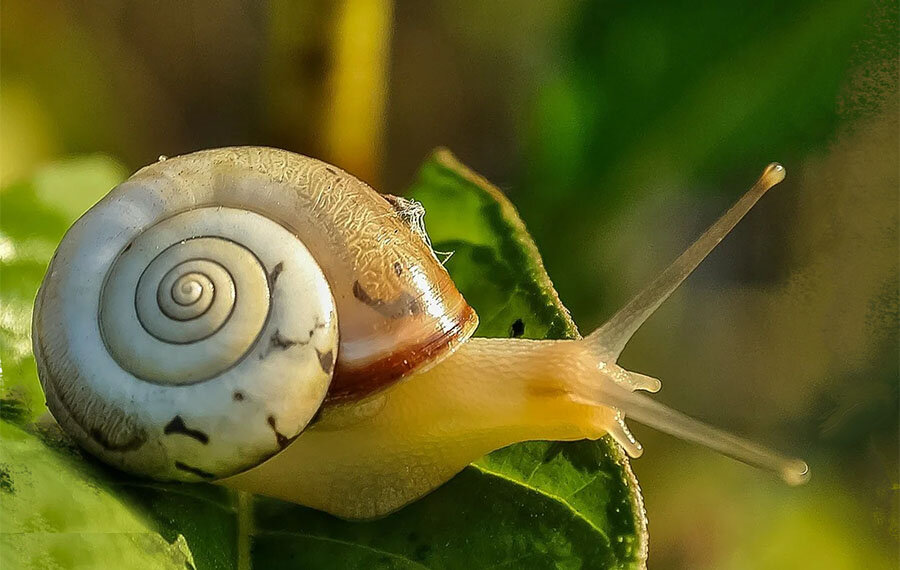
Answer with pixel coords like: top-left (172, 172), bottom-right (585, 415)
top-left (308, 315), bottom-right (328, 338)
top-left (270, 329), bottom-right (299, 350)
top-left (267, 415), bottom-right (298, 450)
top-left (267, 262), bottom-right (284, 291)
top-left (510, 318), bottom-right (525, 338)
top-left (393, 261), bottom-right (403, 276)
top-left (164, 416), bottom-right (210, 444)
top-left (260, 329), bottom-right (306, 359)
top-left (352, 280), bottom-right (421, 319)
top-left (122, 242), bottom-right (133, 253)
top-left (175, 461), bottom-right (215, 479)
top-left (316, 349), bottom-right (335, 375)
top-left (325, 166), bottom-right (337, 175)
top-left (233, 391), bottom-right (245, 402)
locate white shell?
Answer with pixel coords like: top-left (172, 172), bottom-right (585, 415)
top-left (34, 176), bottom-right (338, 481)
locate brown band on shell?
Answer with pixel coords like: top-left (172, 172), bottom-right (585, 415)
top-left (325, 303), bottom-right (479, 403)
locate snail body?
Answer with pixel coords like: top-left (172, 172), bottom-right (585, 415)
top-left (33, 147), bottom-right (808, 520)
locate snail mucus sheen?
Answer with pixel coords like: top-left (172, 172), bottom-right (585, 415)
top-left (33, 147), bottom-right (808, 519)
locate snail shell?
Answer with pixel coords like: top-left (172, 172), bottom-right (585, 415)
top-left (33, 147), bottom-right (477, 480)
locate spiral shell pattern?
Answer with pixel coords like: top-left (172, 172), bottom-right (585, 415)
top-left (35, 202), bottom-right (338, 481)
top-left (101, 212), bottom-right (274, 385)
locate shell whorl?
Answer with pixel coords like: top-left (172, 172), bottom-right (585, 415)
top-left (34, 182), bottom-right (338, 481)
top-left (100, 214), bottom-right (274, 385)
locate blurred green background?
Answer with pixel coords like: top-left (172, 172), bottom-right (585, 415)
top-left (1, 1), bottom-right (897, 568)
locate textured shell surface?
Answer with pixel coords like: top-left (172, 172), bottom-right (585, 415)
top-left (32, 146), bottom-right (477, 481)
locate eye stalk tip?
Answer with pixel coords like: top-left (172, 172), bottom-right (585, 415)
top-left (781, 459), bottom-right (810, 486)
top-left (762, 162), bottom-right (786, 188)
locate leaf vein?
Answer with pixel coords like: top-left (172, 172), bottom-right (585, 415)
top-left (470, 464), bottom-right (611, 544)
top-left (256, 530), bottom-right (432, 569)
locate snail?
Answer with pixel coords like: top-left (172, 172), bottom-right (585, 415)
top-left (33, 146), bottom-right (809, 520)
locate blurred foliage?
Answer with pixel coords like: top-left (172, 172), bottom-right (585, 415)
top-left (1, 0), bottom-right (897, 568)
top-left (518, 0), bottom-right (876, 323)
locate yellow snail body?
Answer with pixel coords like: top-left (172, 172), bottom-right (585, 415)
top-left (33, 146), bottom-right (808, 520)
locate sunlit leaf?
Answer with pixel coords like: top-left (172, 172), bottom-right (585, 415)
top-left (0, 421), bottom-right (196, 569)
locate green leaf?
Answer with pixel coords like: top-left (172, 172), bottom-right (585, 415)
top-left (0, 421), bottom-right (196, 569)
top-left (0, 150), bottom-right (646, 569)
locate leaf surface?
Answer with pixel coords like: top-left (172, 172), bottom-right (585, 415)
top-left (0, 421), bottom-right (196, 569)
